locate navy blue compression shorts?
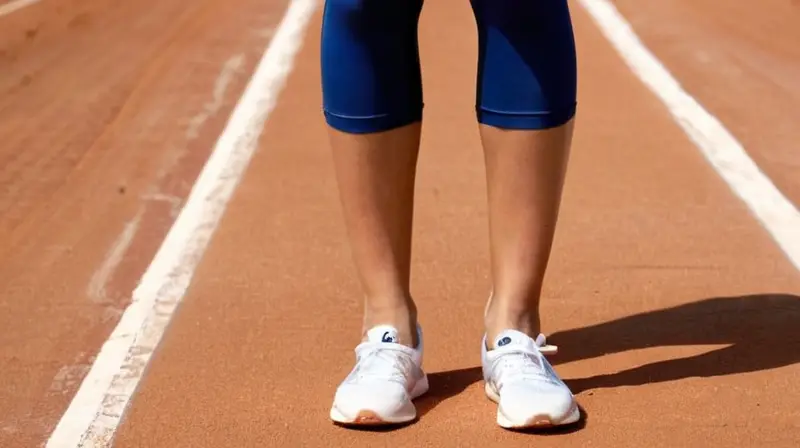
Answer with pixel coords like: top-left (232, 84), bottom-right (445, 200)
top-left (320, 0), bottom-right (578, 134)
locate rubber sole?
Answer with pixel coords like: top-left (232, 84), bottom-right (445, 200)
top-left (484, 382), bottom-right (581, 429)
top-left (329, 407), bottom-right (414, 426)
top-left (329, 374), bottom-right (429, 426)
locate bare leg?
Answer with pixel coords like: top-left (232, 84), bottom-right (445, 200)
top-left (328, 123), bottom-right (422, 347)
top-left (481, 120), bottom-right (574, 347)
top-left (321, 0), bottom-right (425, 348)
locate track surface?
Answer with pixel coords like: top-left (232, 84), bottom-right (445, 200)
top-left (1, 0), bottom-right (799, 447)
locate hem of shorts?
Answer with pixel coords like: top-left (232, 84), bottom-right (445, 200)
top-left (323, 108), bottom-right (424, 134)
top-left (476, 104), bottom-right (577, 130)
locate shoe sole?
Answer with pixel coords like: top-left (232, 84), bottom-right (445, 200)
top-left (484, 382), bottom-right (580, 429)
top-left (330, 374), bottom-right (429, 426)
top-left (330, 408), bottom-right (407, 426)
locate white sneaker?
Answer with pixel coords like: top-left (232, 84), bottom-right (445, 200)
top-left (330, 324), bottom-right (429, 425)
top-left (482, 329), bottom-right (580, 429)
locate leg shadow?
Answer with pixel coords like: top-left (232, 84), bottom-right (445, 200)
top-left (546, 294), bottom-right (800, 393)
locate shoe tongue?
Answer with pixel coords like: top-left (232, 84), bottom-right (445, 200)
top-left (366, 325), bottom-right (400, 344)
top-left (494, 329), bottom-right (537, 350)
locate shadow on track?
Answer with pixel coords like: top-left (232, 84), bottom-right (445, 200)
top-left (408, 293), bottom-right (800, 432)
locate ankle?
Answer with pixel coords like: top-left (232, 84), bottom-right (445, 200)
top-left (363, 299), bottom-right (419, 347)
top-left (484, 303), bottom-right (541, 349)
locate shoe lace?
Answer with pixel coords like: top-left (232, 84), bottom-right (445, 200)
top-left (354, 346), bottom-right (413, 384)
top-left (491, 348), bottom-right (549, 388)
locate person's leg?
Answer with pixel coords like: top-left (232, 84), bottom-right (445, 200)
top-left (322, 0), bottom-right (429, 426)
top-left (321, 0), bottom-right (424, 347)
top-left (471, 0), bottom-right (580, 429)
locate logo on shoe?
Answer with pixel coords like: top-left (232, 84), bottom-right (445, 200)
top-left (381, 332), bottom-right (397, 343)
top-left (497, 336), bottom-right (512, 347)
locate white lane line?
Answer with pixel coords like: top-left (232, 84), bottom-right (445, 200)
top-left (44, 0), bottom-right (319, 446)
top-left (0, 0), bottom-right (42, 17)
top-left (578, 0), bottom-right (800, 272)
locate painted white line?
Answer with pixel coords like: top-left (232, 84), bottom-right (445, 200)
top-left (0, 0), bottom-right (42, 17)
top-left (44, 0), bottom-right (319, 446)
top-left (87, 212), bottom-right (143, 304)
top-left (88, 52), bottom-right (246, 308)
top-left (578, 0), bottom-right (800, 272)
top-left (186, 53), bottom-right (246, 139)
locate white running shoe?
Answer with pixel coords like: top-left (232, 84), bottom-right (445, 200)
top-left (330, 324), bottom-right (429, 425)
top-left (482, 329), bottom-right (580, 429)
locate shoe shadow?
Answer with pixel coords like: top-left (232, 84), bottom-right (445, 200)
top-left (415, 366), bottom-right (483, 419)
top-left (547, 293), bottom-right (800, 394)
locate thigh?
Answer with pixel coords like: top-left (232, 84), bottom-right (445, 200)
top-left (321, 0), bottom-right (425, 133)
top-left (471, 0), bottom-right (577, 130)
